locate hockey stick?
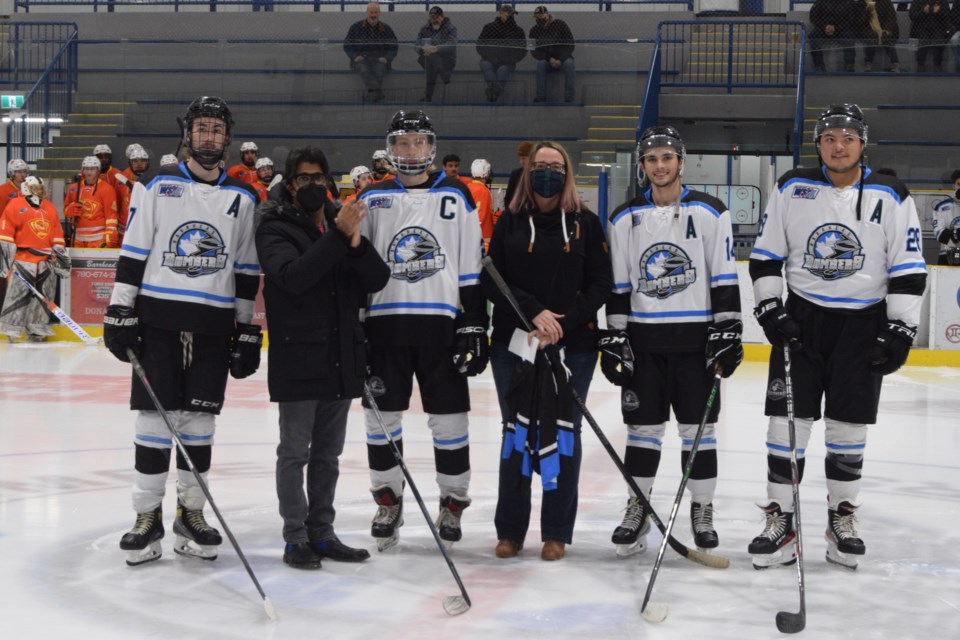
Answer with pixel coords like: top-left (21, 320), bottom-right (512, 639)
top-left (776, 342), bottom-right (805, 633)
top-left (640, 364), bottom-right (723, 623)
top-left (480, 256), bottom-right (728, 570)
top-left (126, 349), bottom-right (278, 622)
top-left (361, 381), bottom-right (472, 616)
top-left (11, 265), bottom-right (100, 345)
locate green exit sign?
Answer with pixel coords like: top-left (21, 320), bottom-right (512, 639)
top-left (1, 95), bottom-right (25, 109)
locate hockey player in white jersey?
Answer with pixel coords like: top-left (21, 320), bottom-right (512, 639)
top-left (358, 110), bottom-right (487, 551)
top-left (103, 96), bottom-right (262, 566)
top-left (602, 125), bottom-right (743, 557)
top-left (931, 168), bottom-right (960, 265)
top-left (748, 104), bottom-right (927, 570)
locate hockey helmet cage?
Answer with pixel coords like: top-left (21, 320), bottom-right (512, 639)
top-left (241, 141), bottom-right (259, 153)
top-left (93, 144), bottom-right (112, 156)
top-left (20, 175), bottom-right (45, 198)
top-left (183, 96), bottom-right (234, 169)
top-left (160, 154), bottom-right (179, 167)
top-left (7, 158), bottom-right (28, 175)
top-left (255, 157), bottom-right (273, 170)
top-left (127, 146), bottom-right (149, 161)
top-left (350, 165), bottom-right (372, 184)
top-left (471, 158), bottom-right (491, 180)
top-left (82, 156), bottom-right (102, 170)
top-left (813, 103), bottom-right (867, 144)
top-left (386, 110), bottom-right (436, 176)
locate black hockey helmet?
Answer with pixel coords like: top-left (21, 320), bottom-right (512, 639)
top-left (182, 96), bottom-right (234, 169)
top-left (386, 110), bottom-right (436, 176)
top-left (813, 103), bottom-right (867, 144)
top-left (638, 125), bottom-right (686, 160)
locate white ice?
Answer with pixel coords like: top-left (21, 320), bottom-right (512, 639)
top-left (1, 342), bottom-right (958, 639)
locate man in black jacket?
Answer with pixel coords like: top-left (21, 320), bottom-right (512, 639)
top-left (529, 6), bottom-right (575, 102)
top-left (343, 2), bottom-right (399, 102)
top-left (255, 147), bottom-right (390, 569)
top-left (809, 0), bottom-right (867, 72)
top-left (477, 4), bottom-right (527, 103)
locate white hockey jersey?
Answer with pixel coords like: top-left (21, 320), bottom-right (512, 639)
top-left (607, 186), bottom-right (741, 352)
top-left (750, 167), bottom-right (927, 327)
top-left (110, 163), bottom-right (261, 335)
top-left (359, 172), bottom-right (484, 346)
top-left (931, 197), bottom-right (959, 256)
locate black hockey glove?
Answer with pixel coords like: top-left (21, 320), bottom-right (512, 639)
top-left (452, 325), bottom-right (489, 377)
top-left (229, 323), bottom-right (263, 379)
top-left (598, 329), bottom-right (634, 386)
top-left (868, 320), bottom-right (916, 376)
top-left (754, 298), bottom-right (802, 350)
top-left (706, 319), bottom-right (743, 378)
top-left (103, 305), bottom-right (140, 363)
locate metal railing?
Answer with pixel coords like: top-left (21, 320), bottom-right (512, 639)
top-left (3, 22), bottom-right (79, 164)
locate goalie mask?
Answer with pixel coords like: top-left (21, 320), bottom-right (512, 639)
top-left (21, 175), bottom-right (46, 204)
top-left (386, 110), bottom-right (436, 176)
top-left (183, 96), bottom-right (234, 170)
top-left (637, 125), bottom-right (686, 181)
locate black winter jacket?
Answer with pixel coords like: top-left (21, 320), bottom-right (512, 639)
top-left (343, 19), bottom-right (399, 64)
top-left (529, 18), bottom-right (575, 62)
top-left (476, 16), bottom-right (527, 67)
top-left (255, 189), bottom-right (389, 403)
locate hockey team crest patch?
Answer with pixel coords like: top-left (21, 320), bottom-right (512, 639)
top-left (367, 196), bottom-right (393, 210)
top-left (622, 389), bottom-right (640, 412)
top-left (387, 226), bottom-right (445, 282)
top-left (791, 186), bottom-right (819, 200)
top-left (162, 221), bottom-right (228, 277)
top-left (767, 378), bottom-right (786, 401)
top-left (636, 242), bottom-right (697, 299)
top-left (803, 223), bottom-right (864, 280)
top-left (158, 183), bottom-right (185, 198)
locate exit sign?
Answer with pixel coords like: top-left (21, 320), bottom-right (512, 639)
top-left (1, 95), bottom-right (25, 109)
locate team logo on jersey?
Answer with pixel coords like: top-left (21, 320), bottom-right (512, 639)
top-left (791, 186), bottom-right (820, 200)
top-left (622, 389), bottom-right (640, 412)
top-left (803, 223), bottom-right (864, 280)
top-left (766, 378), bottom-right (786, 401)
top-left (387, 226), bottom-right (446, 282)
top-left (158, 183), bottom-right (184, 198)
top-left (162, 221), bottom-right (228, 277)
top-left (28, 218), bottom-right (51, 239)
top-left (368, 196), bottom-right (394, 210)
top-left (636, 242), bottom-right (696, 299)
top-left (631, 211), bottom-right (644, 227)
top-left (367, 376), bottom-right (387, 397)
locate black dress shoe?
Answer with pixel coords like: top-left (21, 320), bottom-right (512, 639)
top-left (311, 536), bottom-right (370, 562)
top-left (283, 542), bottom-right (323, 570)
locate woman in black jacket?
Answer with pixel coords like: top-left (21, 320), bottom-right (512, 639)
top-left (255, 147), bottom-right (389, 570)
top-left (481, 140), bottom-right (612, 562)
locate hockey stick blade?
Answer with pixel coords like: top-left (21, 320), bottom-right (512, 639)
top-left (12, 267), bottom-right (100, 345)
top-left (263, 597), bottom-right (279, 622)
top-left (442, 595), bottom-right (471, 616)
top-left (640, 602), bottom-right (669, 623)
top-left (776, 611), bottom-right (805, 634)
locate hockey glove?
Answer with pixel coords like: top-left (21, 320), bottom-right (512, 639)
top-left (229, 323), bottom-right (263, 379)
top-left (706, 319), bottom-right (743, 378)
top-left (103, 305), bottom-right (140, 363)
top-left (452, 325), bottom-right (489, 377)
top-left (64, 202), bottom-right (84, 219)
top-left (754, 298), bottom-right (802, 350)
top-left (868, 320), bottom-right (916, 376)
top-left (48, 245), bottom-right (71, 278)
top-left (598, 329), bottom-right (634, 386)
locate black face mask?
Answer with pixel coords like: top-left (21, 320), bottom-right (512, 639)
top-left (530, 168), bottom-right (565, 199)
top-left (295, 184), bottom-right (327, 214)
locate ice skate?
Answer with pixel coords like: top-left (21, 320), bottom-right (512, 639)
top-left (691, 501), bottom-right (719, 551)
top-left (825, 501), bottom-right (865, 570)
top-left (748, 501), bottom-right (797, 569)
top-left (371, 487), bottom-right (403, 552)
top-left (611, 497), bottom-right (650, 558)
top-left (119, 506), bottom-right (164, 566)
top-left (173, 501), bottom-right (221, 561)
top-left (436, 493), bottom-right (471, 549)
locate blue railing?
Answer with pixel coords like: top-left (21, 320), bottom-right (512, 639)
top-left (15, 0), bottom-right (695, 13)
top-left (3, 22), bottom-right (79, 164)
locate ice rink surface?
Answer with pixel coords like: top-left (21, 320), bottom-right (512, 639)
top-left (1, 342), bottom-right (958, 639)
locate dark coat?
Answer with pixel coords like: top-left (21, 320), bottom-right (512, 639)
top-left (810, 0), bottom-right (868, 33)
top-left (416, 17), bottom-right (458, 70)
top-left (909, 0), bottom-right (953, 39)
top-left (343, 19), bottom-right (399, 64)
top-left (255, 189), bottom-right (389, 403)
top-left (529, 18), bottom-right (575, 62)
top-left (476, 16), bottom-right (527, 67)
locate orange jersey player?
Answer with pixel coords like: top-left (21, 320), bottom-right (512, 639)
top-left (467, 159), bottom-right (495, 249)
top-left (1, 159), bottom-right (30, 207)
top-left (227, 141), bottom-right (260, 184)
top-left (64, 156), bottom-right (120, 248)
top-left (0, 177), bottom-right (66, 260)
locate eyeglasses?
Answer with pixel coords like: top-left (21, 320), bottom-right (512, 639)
top-left (531, 161), bottom-right (566, 174)
top-left (293, 173), bottom-right (328, 187)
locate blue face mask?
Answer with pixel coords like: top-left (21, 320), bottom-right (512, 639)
top-left (530, 168), bottom-right (565, 198)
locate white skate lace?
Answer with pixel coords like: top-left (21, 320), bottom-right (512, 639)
top-left (619, 498), bottom-right (645, 531)
top-left (832, 511), bottom-right (859, 541)
top-left (373, 504), bottom-right (400, 526)
top-left (692, 503), bottom-right (715, 534)
top-left (760, 509), bottom-right (787, 540)
top-left (131, 511), bottom-right (156, 534)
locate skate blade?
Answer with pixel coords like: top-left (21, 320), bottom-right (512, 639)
top-left (615, 539), bottom-right (647, 558)
top-left (174, 536), bottom-right (218, 561)
top-left (441, 539), bottom-right (457, 550)
top-left (125, 543), bottom-right (162, 567)
top-left (825, 546), bottom-right (858, 570)
top-left (641, 602), bottom-right (668, 623)
top-left (750, 549), bottom-right (797, 570)
top-left (442, 595), bottom-right (470, 616)
top-left (376, 534), bottom-right (400, 552)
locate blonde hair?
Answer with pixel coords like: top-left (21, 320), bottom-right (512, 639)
top-left (509, 140), bottom-right (581, 213)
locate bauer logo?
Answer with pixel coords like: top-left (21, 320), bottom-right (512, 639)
top-left (387, 226), bottom-right (445, 283)
top-left (803, 223), bottom-right (864, 280)
top-left (636, 242), bottom-right (696, 299)
top-left (791, 186), bottom-right (819, 199)
top-left (162, 221), bottom-right (228, 277)
top-left (946, 324), bottom-right (960, 344)
top-left (767, 378), bottom-right (786, 401)
top-left (158, 184), bottom-right (184, 198)
top-left (367, 196), bottom-right (393, 210)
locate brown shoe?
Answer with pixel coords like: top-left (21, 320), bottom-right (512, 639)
top-left (541, 539), bottom-right (566, 561)
top-left (495, 539), bottom-right (523, 558)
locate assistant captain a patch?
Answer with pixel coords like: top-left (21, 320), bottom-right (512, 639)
top-left (791, 185), bottom-right (819, 200)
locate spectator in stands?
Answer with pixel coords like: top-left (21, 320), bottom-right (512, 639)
top-left (505, 140), bottom-right (534, 207)
top-left (467, 158), bottom-right (495, 250)
top-left (950, 0), bottom-right (960, 71)
top-left (530, 6), bottom-right (576, 102)
top-left (416, 7), bottom-right (458, 103)
top-left (910, 0), bottom-right (952, 71)
top-left (931, 168), bottom-right (960, 264)
top-left (863, 0), bottom-right (901, 71)
top-left (1, 159), bottom-right (30, 207)
top-left (228, 142), bottom-right (260, 184)
top-left (809, 0), bottom-right (867, 72)
top-left (344, 2), bottom-right (398, 103)
top-left (477, 4), bottom-right (527, 103)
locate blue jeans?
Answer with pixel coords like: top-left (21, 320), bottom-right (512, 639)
top-left (490, 342), bottom-right (597, 544)
top-left (356, 58), bottom-right (387, 93)
top-left (479, 60), bottom-right (513, 91)
top-left (535, 57), bottom-right (575, 101)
